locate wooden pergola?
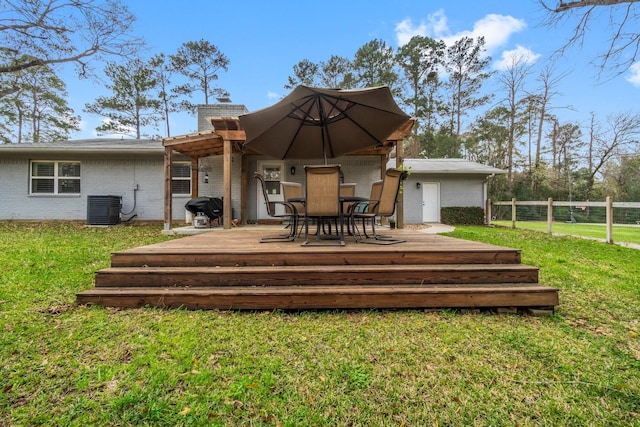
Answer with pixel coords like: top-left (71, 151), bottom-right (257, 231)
top-left (162, 117), bottom-right (414, 230)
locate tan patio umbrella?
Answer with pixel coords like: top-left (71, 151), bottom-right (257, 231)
top-left (239, 85), bottom-right (410, 163)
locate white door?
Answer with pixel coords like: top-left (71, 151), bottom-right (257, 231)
top-left (257, 161), bottom-right (285, 220)
top-left (422, 182), bottom-right (440, 222)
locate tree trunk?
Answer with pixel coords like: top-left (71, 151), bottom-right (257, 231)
top-left (164, 101), bottom-right (171, 137)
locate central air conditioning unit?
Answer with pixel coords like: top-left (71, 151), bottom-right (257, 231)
top-left (87, 195), bottom-right (121, 225)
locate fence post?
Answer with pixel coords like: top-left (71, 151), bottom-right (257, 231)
top-left (547, 197), bottom-right (553, 234)
top-left (511, 198), bottom-right (517, 229)
top-left (606, 196), bottom-right (613, 243)
top-left (486, 199), bottom-right (492, 226)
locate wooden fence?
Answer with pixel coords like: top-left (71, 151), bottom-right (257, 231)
top-left (488, 197), bottom-right (640, 244)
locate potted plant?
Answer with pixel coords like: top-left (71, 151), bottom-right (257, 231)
top-left (389, 218), bottom-right (396, 229)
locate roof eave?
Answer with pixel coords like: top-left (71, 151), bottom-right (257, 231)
top-left (0, 147), bottom-right (164, 154)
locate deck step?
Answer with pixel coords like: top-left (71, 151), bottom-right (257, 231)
top-left (95, 264), bottom-right (539, 288)
top-left (76, 283), bottom-right (559, 310)
top-left (110, 250), bottom-right (522, 267)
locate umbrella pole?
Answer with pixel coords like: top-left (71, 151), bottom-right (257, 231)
top-left (321, 128), bottom-right (328, 165)
top-left (319, 99), bottom-right (329, 165)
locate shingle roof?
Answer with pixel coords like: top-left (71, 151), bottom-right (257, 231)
top-left (0, 139), bottom-right (163, 154)
top-left (401, 159), bottom-right (507, 175)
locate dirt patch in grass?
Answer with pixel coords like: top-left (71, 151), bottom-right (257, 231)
top-left (400, 223), bottom-right (432, 230)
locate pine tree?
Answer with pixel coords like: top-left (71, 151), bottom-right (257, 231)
top-left (169, 39), bottom-right (230, 108)
top-left (0, 63), bottom-right (79, 143)
top-left (84, 58), bottom-right (161, 139)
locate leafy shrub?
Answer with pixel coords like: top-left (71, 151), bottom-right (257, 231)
top-left (441, 206), bottom-right (485, 225)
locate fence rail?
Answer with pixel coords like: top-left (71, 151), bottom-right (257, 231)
top-left (488, 197), bottom-right (640, 244)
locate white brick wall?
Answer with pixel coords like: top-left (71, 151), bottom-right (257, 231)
top-left (0, 154), bottom-right (190, 221)
top-left (198, 154), bottom-right (243, 219)
top-left (197, 104), bottom-right (249, 131)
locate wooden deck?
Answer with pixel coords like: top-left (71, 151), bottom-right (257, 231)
top-left (76, 228), bottom-right (559, 311)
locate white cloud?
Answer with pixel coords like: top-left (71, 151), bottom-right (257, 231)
top-left (466, 14), bottom-right (527, 54)
top-left (494, 45), bottom-right (541, 70)
top-left (395, 9), bottom-right (445, 46)
top-left (267, 91), bottom-right (280, 100)
top-left (395, 18), bottom-right (426, 46)
top-left (626, 62), bottom-right (640, 87)
top-left (95, 118), bottom-right (135, 138)
top-left (395, 10), bottom-right (527, 55)
top-left (75, 117), bottom-right (105, 139)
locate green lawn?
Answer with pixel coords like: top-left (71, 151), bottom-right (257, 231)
top-left (1, 222), bottom-right (639, 426)
top-left (493, 220), bottom-right (640, 245)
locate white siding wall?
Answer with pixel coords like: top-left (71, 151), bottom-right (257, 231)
top-left (402, 174), bottom-right (487, 224)
top-left (439, 176), bottom-right (485, 207)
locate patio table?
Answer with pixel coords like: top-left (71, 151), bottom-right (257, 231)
top-left (288, 196), bottom-right (366, 238)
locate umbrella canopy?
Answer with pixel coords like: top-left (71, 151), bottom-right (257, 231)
top-left (240, 86), bottom-right (410, 163)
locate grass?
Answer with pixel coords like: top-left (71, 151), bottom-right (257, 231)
top-left (493, 220), bottom-right (640, 245)
top-left (1, 222), bottom-right (639, 426)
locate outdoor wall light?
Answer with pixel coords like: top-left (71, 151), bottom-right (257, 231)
top-left (290, 166), bottom-right (296, 175)
top-left (416, 182), bottom-right (421, 189)
top-left (203, 173), bottom-right (209, 184)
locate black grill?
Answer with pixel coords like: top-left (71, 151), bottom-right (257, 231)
top-left (185, 197), bottom-right (223, 223)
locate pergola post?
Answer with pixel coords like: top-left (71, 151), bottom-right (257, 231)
top-left (379, 155), bottom-right (386, 179)
top-left (223, 139), bottom-right (232, 229)
top-left (191, 157), bottom-right (199, 198)
top-left (241, 154), bottom-right (248, 225)
top-left (163, 146), bottom-right (173, 231)
top-left (395, 139), bottom-right (404, 229)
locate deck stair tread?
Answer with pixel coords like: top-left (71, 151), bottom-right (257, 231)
top-left (94, 264), bottom-right (539, 288)
top-left (97, 264), bottom-right (538, 274)
top-left (76, 283), bottom-right (559, 310)
top-left (80, 283), bottom-right (558, 295)
top-left (110, 251), bottom-right (522, 267)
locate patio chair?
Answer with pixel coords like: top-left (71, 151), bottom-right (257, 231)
top-left (350, 168), bottom-right (407, 245)
top-left (320, 182), bottom-right (359, 235)
top-left (349, 179), bottom-right (382, 238)
top-left (302, 164), bottom-right (345, 246)
top-left (281, 181), bottom-right (305, 237)
top-left (254, 172), bottom-right (298, 242)
top-left (340, 182), bottom-right (357, 214)
top-left (324, 182), bottom-right (355, 234)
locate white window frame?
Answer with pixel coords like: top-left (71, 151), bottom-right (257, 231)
top-left (30, 160), bottom-right (81, 195)
top-left (171, 161), bottom-right (191, 195)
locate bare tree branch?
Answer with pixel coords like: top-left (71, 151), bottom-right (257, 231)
top-left (540, 0), bottom-right (640, 76)
top-left (0, 0), bottom-right (144, 76)
top-left (549, 0), bottom-right (636, 12)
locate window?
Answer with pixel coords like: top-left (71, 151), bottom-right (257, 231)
top-left (172, 162), bottom-right (191, 195)
top-left (30, 161), bottom-right (81, 195)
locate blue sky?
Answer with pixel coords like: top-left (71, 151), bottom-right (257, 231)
top-left (63, 0), bottom-right (639, 139)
